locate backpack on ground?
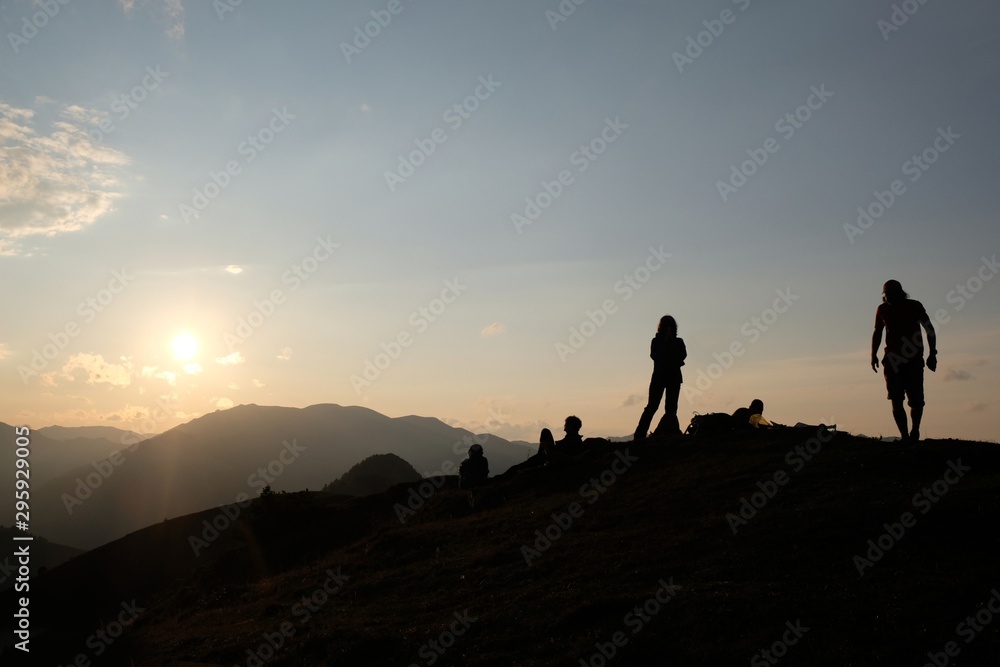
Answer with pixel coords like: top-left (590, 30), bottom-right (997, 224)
top-left (685, 412), bottom-right (735, 436)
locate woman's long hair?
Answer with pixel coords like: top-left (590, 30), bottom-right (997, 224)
top-left (657, 315), bottom-right (677, 337)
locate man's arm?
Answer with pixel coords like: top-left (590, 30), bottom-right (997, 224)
top-left (921, 312), bottom-right (937, 372)
top-left (871, 308), bottom-right (885, 372)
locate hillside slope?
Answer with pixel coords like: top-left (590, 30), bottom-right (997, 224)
top-left (4, 429), bottom-right (999, 666)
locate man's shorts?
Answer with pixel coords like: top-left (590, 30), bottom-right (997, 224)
top-left (884, 359), bottom-right (925, 408)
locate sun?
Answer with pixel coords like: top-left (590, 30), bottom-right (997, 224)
top-left (171, 333), bottom-right (199, 361)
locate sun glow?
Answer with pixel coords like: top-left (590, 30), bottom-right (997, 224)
top-left (171, 333), bottom-right (199, 361)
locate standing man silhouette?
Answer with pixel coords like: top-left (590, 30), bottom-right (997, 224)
top-left (634, 315), bottom-right (687, 440)
top-left (871, 280), bottom-right (937, 443)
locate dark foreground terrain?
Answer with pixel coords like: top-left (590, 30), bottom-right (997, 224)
top-left (4, 429), bottom-right (999, 666)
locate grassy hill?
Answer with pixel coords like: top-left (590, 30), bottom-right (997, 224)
top-left (3, 428), bottom-right (999, 666)
top-left (322, 453), bottom-right (423, 496)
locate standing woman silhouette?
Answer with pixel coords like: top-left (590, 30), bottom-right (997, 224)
top-left (634, 315), bottom-right (687, 440)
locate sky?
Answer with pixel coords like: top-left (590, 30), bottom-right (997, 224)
top-left (1, 0), bottom-right (999, 443)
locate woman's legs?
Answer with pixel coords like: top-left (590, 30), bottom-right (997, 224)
top-left (634, 377), bottom-right (666, 439)
top-left (652, 383), bottom-right (682, 436)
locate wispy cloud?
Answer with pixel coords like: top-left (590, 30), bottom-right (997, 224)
top-left (276, 347), bottom-right (292, 361)
top-left (481, 322), bottom-right (507, 337)
top-left (621, 393), bottom-right (644, 408)
top-left (944, 368), bottom-right (973, 382)
top-left (215, 351), bottom-right (245, 366)
top-left (141, 365), bottom-right (177, 386)
top-left (118, 0), bottom-right (185, 39)
top-left (62, 354), bottom-right (132, 387)
top-left (0, 343), bottom-right (13, 360)
top-left (0, 101), bottom-right (130, 254)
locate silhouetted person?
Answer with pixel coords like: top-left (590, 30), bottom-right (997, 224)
top-left (556, 415), bottom-right (584, 453)
top-left (538, 428), bottom-right (556, 456)
top-left (732, 399), bottom-right (774, 430)
top-left (871, 280), bottom-right (937, 443)
top-left (459, 443), bottom-right (489, 488)
top-left (634, 315), bottom-right (687, 440)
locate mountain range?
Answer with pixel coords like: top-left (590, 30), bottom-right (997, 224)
top-left (1, 404), bottom-right (533, 550)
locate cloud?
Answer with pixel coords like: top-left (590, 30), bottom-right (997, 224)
top-left (62, 354), bottom-right (132, 387)
top-left (119, 0), bottom-right (185, 39)
top-left (481, 322), bottom-right (507, 337)
top-left (944, 368), bottom-right (972, 382)
top-left (141, 365), bottom-right (177, 385)
top-left (0, 343), bottom-right (12, 360)
top-left (0, 101), bottom-right (130, 254)
top-left (215, 351), bottom-right (245, 366)
top-left (183, 362), bottom-right (202, 375)
top-left (214, 396), bottom-right (234, 409)
top-left (224, 265), bottom-right (243, 274)
top-left (276, 347), bottom-right (292, 361)
top-left (252, 378), bottom-right (265, 388)
top-left (621, 393), bottom-right (644, 408)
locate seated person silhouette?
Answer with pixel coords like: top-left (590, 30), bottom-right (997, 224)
top-left (459, 444), bottom-right (489, 489)
top-left (555, 415), bottom-right (584, 453)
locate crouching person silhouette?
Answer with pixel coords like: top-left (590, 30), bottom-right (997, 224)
top-left (459, 444), bottom-right (490, 489)
top-left (634, 315), bottom-right (687, 440)
top-left (871, 280), bottom-right (937, 443)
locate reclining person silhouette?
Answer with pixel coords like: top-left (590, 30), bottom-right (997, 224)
top-left (732, 399), bottom-right (780, 430)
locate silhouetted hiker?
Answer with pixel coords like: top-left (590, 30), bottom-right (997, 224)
top-left (871, 279), bottom-right (937, 443)
top-left (538, 428), bottom-right (556, 456)
top-left (732, 399), bottom-right (778, 430)
top-left (556, 415), bottom-right (584, 453)
top-left (459, 444), bottom-right (489, 488)
top-left (634, 315), bottom-right (687, 440)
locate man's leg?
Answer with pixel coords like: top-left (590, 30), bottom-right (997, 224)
top-left (891, 399), bottom-right (909, 441)
top-left (908, 364), bottom-right (926, 442)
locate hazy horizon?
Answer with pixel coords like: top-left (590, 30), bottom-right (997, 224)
top-left (3, 1), bottom-right (999, 443)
